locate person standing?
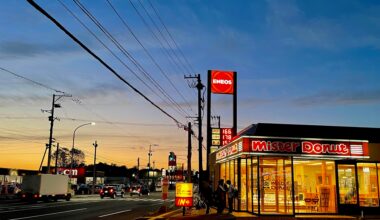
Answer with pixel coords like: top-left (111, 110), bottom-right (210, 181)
top-left (216, 179), bottom-right (226, 214)
top-left (203, 180), bottom-right (213, 214)
top-left (226, 180), bottom-right (235, 213)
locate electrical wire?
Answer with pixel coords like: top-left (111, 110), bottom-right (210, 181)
top-left (147, 0), bottom-right (196, 74)
top-left (27, 0), bottom-right (186, 129)
top-left (71, 0), bottom-right (191, 119)
top-left (106, 0), bottom-right (195, 115)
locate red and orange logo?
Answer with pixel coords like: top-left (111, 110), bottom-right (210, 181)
top-left (211, 70), bottom-right (234, 94)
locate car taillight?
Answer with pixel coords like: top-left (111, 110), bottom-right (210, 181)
top-left (22, 194), bottom-right (26, 198)
top-left (33, 194), bottom-right (38, 198)
top-left (100, 189), bottom-right (103, 194)
top-left (138, 188), bottom-right (141, 192)
top-left (110, 189), bottom-right (113, 193)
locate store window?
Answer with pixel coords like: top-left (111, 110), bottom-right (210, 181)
top-left (259, 157), bottom-right (293, 214)
top-left (234, 159), bottom-right (238, 210)
top-left (357, 163), bottom-right (379, 207)
top-left (252, 157), bottom-right (258, 213)
top-left (338, 164), bottom-right (357, 205)
top-left (240, 159), bottom-right (247, 210)
top-left (221, 162), bottom-right (226, 181)
top-left (294, 160), bottom-right (337, 213)
top-left (247, 158), bottom-right (252, 212)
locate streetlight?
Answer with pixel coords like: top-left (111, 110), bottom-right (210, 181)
top-left (70, 122), bottom-right (95, 182)
top-left (148, 144), bottom-right (158, 188)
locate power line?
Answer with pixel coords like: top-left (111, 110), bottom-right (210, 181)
top-left (128, 0), bottom-right (187, 75)
top-left (137, 0), bottom-right (191, 74)
top-left (27, 0), bottom-right (186, 129)
top-left (0, 66), bottom-right (65, 94)
top-left (147, 0), bottom-right (196, 74)
top-left (58, 0), bottom-right (184, 119)
top-left (71, 0), bottom-right (191, 119)
top-left (106, 0), bottom-right (195, 115)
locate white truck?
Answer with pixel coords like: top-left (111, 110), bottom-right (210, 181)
top-left (21, 174), bottom-right (72, 202)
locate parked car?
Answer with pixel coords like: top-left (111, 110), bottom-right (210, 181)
top-left (100, 185), bottom-right (125, 199)
top-left (130, 185), bottom-right (150, 197)
top-left (87, 184), bottom-right (103, 194)
top-left (76, 184), bottom-right (90, 195)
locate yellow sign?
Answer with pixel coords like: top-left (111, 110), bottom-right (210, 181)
top-left (175, 182), bottom-right (193, 198)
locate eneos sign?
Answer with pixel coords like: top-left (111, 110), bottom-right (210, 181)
top-left (175, 182), bottom-right (193, 207)
top-left (211, 70), bottom-right (234, 94)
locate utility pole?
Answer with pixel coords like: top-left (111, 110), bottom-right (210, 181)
top-left (148, 144), bottom-right (152, 184)
top-left (92, 141), bottom-right (98, 194)
top-left (46, 94), bottom-right (56, 174)
top-left (55, 143), bottom-right (59, 174)
top-left (137, 157), bottom-right (140, 170)
top-left (42, 93), bottom-right (71, 174)
top-left (184, 74), bottom-right (204, 189)
top-left (187, 122), bottom-right (192, 182)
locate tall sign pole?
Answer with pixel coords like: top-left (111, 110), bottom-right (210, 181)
top-left (187, 122), bottom-right (192, 182)
top-left (206, 70), bottom-right (237, 179)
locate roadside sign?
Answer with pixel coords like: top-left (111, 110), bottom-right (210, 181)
top-left (162, 177), bottom-right (169, 200)
top-left (175, 182), bottom-right (193, 207)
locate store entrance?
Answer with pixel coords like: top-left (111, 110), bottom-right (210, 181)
top-left (336, 162), bottom-right (359, 214)
top-left (259, 157), bottom-right (293, 215)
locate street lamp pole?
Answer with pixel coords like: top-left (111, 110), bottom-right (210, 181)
top-left (70, 122), bottom-right (95, 182)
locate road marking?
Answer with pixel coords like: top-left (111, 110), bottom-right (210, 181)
top-left (9, 208), bottom-right (87, 220)
top-left (98, 209), bottom-right (131, 218)
top-left (0, 201), bottom-right (98, 214)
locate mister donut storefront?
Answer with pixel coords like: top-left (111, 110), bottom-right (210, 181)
top-left (210, 123), bottom-right (380, 216)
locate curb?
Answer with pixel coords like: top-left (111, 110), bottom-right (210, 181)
top-left (135, 208), bottom-right (182, 220)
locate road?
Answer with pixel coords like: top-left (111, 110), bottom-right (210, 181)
top-left (0, 191), bottom-right (175, 220)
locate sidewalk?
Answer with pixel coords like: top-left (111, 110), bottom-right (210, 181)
top-left (141, 207), bottom-right (378, 220)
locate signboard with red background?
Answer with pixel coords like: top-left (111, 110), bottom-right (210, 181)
top-left (211, 70), bottom-right (234, 94)
top-left (57, 167), bottom-right (85, 177)
top-left (216, 138), bottom-right (369, 161)
top-left (175, 182), bottom-right (193, 207)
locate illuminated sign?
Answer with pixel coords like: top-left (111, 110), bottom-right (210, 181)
top-left (57, 167), bottom-right (85, 177)
top-left (211, 70), bottom-right (234, 94)
top-left (176, 182), bottom-right (193, 197)
top-left (250, 140), bottom-right (366, 156)
top-left (221, 128), bottom-right (233, 146)
top-left (216, 142), bottom-right (239, 160)
top-left (175, 182), bottom-right (193, 207)
top-left (216, 138), bottom-right (369, 162)
top-left (175, 197), bottom-right (193, 207)
top-left (211, 128), bottom-right (221, 147)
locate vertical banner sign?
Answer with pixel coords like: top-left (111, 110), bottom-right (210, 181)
top-left (162, 177), bottom-right (169, 200)
top-left (175, 182), bottom-right (193, 207)
top-left (211, 128), bottom-right (221, 146)
top-left (221, 128), bottom-right (233, 146)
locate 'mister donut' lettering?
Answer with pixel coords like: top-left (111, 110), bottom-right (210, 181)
top-left (302, 141), bottom-right (349, 155)
top-left (213, 79), bottom-right (232, 85)
top-left (252, 141), bottom-right (299, 153)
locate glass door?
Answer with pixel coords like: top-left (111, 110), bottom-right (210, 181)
top-left (259, 157), bottom-right (293, 215)
top-left (337, 163), bottom-right (359, 214)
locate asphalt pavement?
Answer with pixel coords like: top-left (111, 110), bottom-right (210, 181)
top-left (0, 191), bottom-right (175, 220)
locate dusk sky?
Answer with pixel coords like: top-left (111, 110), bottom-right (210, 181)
top-left (1, 0), bottom-right (380, 171)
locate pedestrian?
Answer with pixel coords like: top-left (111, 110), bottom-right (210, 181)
top-left (226, 180), bottom-right (235, 213)
top-left (202, 180), bottom-right (213, 214)
top-left (216, 179), bottom-right (226, 214)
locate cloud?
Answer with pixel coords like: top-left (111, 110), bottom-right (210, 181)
top-left (265, 0), bottom-right (380, 50)
top-left (293, 89), bottom-right (380, 106)
top-left (0, 41), bottom-right (80, 59)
